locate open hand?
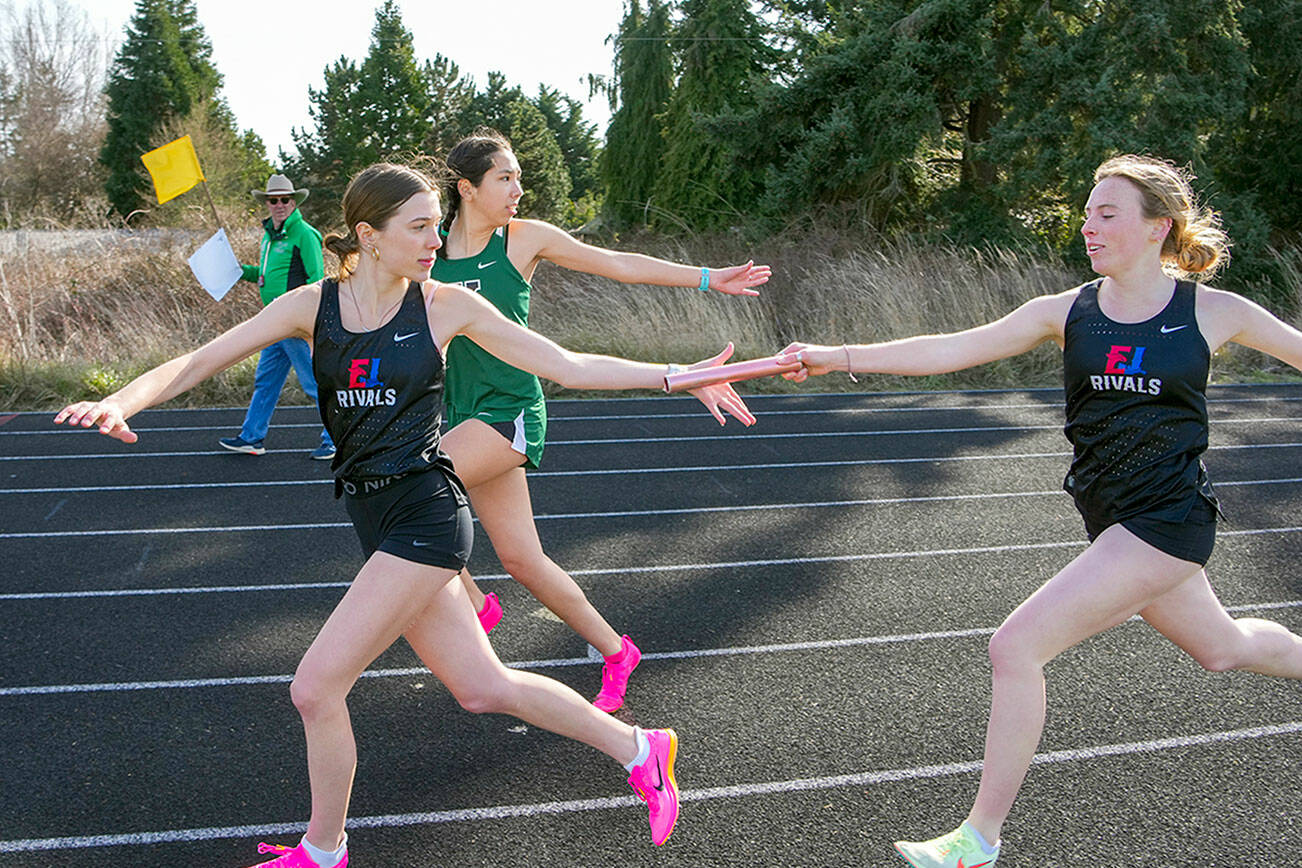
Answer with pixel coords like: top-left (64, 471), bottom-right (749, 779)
top-left (53, 399), bottom-right (138, 443)
top-left (687, 342), bottom-right (756, 425)
top-left (707, 261), bottom-right (771, 297)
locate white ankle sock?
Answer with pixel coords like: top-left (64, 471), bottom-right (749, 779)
top-left (962, 822), bottom-right (999, 854)
top-left (623, 726), bottom-right (651, 771)
top-left (300, 833), bottom-right (347, 867)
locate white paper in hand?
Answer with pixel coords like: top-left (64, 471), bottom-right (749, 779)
top-left (187, 228), bottom-right (243, 301)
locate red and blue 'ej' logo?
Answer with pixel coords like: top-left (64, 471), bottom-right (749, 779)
top-left (1104, 345), bottom-right (1146, 376)
top-left (348, 358), bottom-right (384, 389)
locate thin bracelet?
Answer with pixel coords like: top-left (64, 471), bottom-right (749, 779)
top-left (697, 267), bottom-right (710, 292)
top-left (843, 345), bottom-right (859, 383)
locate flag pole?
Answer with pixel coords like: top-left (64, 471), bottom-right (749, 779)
top-left (199, 179), bottom-right (225, 234)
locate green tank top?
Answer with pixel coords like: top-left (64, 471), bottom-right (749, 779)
top-left (431, 224), bottom-right (544, 415)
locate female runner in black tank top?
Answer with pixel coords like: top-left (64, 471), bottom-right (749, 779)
top-left (778, 154), bottom-right (1302, 868)
top-left (53, 162), bottom-right (755, 867)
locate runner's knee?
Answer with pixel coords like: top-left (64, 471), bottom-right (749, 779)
top-left (290, 667), bottom-right (348, 719)
top-left (498, 549), bottom-right (566, 587)
top-left (1185, 618), bottom-right (1277, 672)
top-left (450, 668), bottom-right (515, 715)
top-left (987, 621), bottom-right (1046, 674)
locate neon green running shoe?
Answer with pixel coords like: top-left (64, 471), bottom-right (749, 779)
top-left (894, 822), bottom-right (999, 868)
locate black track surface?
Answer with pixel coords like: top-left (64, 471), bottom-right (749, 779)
top-left (1, 387), bottom-right (1300, 867)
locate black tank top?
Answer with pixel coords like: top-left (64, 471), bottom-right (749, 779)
top-left (312, 278), bottom-right (458, 486)
top-left (1061, 279), bottom-right (1211, 522)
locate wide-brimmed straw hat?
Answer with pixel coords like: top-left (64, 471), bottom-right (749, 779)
top-left (251, 174), bottom-right (309, 202)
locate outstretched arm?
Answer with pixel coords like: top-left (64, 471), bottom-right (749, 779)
top-left (430, 282), bottom-right (754, 425)
top-left (1199, 286), bottom-right (1302, 370)
top-left (517, 219), bottom-right (770, 296)
top-left (780, 291), bottom-right (1073, 382)
top-left (53, 287), bottom-right (319, 442)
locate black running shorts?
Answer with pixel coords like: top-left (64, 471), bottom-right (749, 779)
top-left (343, 468), bottom-right (473, 571)
top-left (1081, 494), bottom-right (1219, 567)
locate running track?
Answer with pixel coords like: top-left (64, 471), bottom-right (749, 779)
top-left (1, 387), bottom-right (1300, 867)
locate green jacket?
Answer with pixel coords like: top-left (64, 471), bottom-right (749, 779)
top-left (240, 206), bottom-right (324, 306)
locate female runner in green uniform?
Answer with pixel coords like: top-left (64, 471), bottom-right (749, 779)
top-left (433, 129), bottom-right (770, 712)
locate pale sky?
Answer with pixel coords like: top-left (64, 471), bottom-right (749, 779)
top-left (57, 0), bottom-right (625, 161)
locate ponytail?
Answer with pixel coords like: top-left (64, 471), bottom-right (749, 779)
top-left (324, 230), bottom-right (362, 280)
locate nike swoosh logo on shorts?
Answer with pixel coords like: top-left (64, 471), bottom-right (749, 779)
top-left (478, 261), bottom-right (496, 269)
top-left (412, 540), bottom-right (431, 547)
top-left (394, 331), bottom-right (418, 342)
top-left (1160, 324), bottom-right (1188, 333)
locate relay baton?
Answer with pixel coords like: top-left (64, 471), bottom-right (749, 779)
top-left (663, 353), bottom-right (802, 393)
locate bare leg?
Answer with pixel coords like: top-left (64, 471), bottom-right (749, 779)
top-left (965, 525), bottom-right (1204, 843)
top-left (457, 566), bottom-right (488, 614)
top-left (403, 571), bottom-right (639, 762)
top-left (1140, 569), bottom-right (1302, 677)
top-left (291, 552), bottom-right (458, 851)
top-left (469, 467), bottom-right (623, 655)
top-left (441, 418), bottom-right (623, 656)
top-left (441, 419), bottom-right (530, 614)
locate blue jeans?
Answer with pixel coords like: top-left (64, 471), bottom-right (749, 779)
top-left (238, 338), bottom-right (332, 447)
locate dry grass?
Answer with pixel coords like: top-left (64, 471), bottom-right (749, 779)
top-left (3, 226), bottom-right (1300, 411)
top-left (530, 231), bottom-right (1077, 396)
top-left (0, 227), bottom-right (266, 408)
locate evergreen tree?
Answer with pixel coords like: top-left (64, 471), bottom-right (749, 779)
top-left (982, 0), bottom-right (1250, 247)
top-left (99, 0), bottom-right (256, 218)
top-left (652, 0), bottom-right (774, 229)
top-left (425, 53), bottom-right (477, 160)
top-left (535, 86), bottom-right (602, 223)
top-left (1208, 0), bottom-right (1302, 234)
top-left (288, 0), bottom-right (444, 224)
top-left (728, 0), bottom-right (1252, 248)
top-left (717, 0), bottom-right (945, 228)
top-left (601, 0), bottom-right (673, 225)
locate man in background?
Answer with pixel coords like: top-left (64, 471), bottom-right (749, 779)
top-left (219, 174), bottom-right (334, 460)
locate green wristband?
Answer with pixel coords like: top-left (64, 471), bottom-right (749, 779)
top-left (698, 267), bottom-right (710, 292)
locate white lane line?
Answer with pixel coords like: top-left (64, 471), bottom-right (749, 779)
top-left (2, 719), bottom-right (1298, 853)
top-left (3, 537), bottom-right (1083, 597)
top-left (1, 454), bottom-right (1080, 494)
top-left (6, 487), bottom-right (1075, 538)
top-left (5, 443), bottom-right (1302, 495)
top-left (1, 479), bottom-right (332, 494)
top-left (7, 416), bottom-right (1302, 460)
top-left (5, 474), bottom-right (1302, 540)
top-left (7, 393), bottom-right (1298, 437)
top-left (6, 525), bottom-right (1302, 599)
top-left (0, 626), bottom-right (1001, 696)
top-left (3, 599), bottom-right (1297, 697)
top-left (0, 521), bottom-right (353, 539)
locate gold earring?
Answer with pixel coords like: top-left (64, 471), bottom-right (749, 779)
top-left (369, 246), bottom-right (380, 261)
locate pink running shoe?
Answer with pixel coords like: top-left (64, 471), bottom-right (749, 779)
top-left (477, 591), bottom-right (502, 634)
top-left (627, 728), bottom-right (679, 845)
top-left (245, 842), bottom-right (348, 867)
top-left (592, 634), bottom-right (641, 712)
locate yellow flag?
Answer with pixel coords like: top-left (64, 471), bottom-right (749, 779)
top-left (140, 135), bottom-right (205, 204)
